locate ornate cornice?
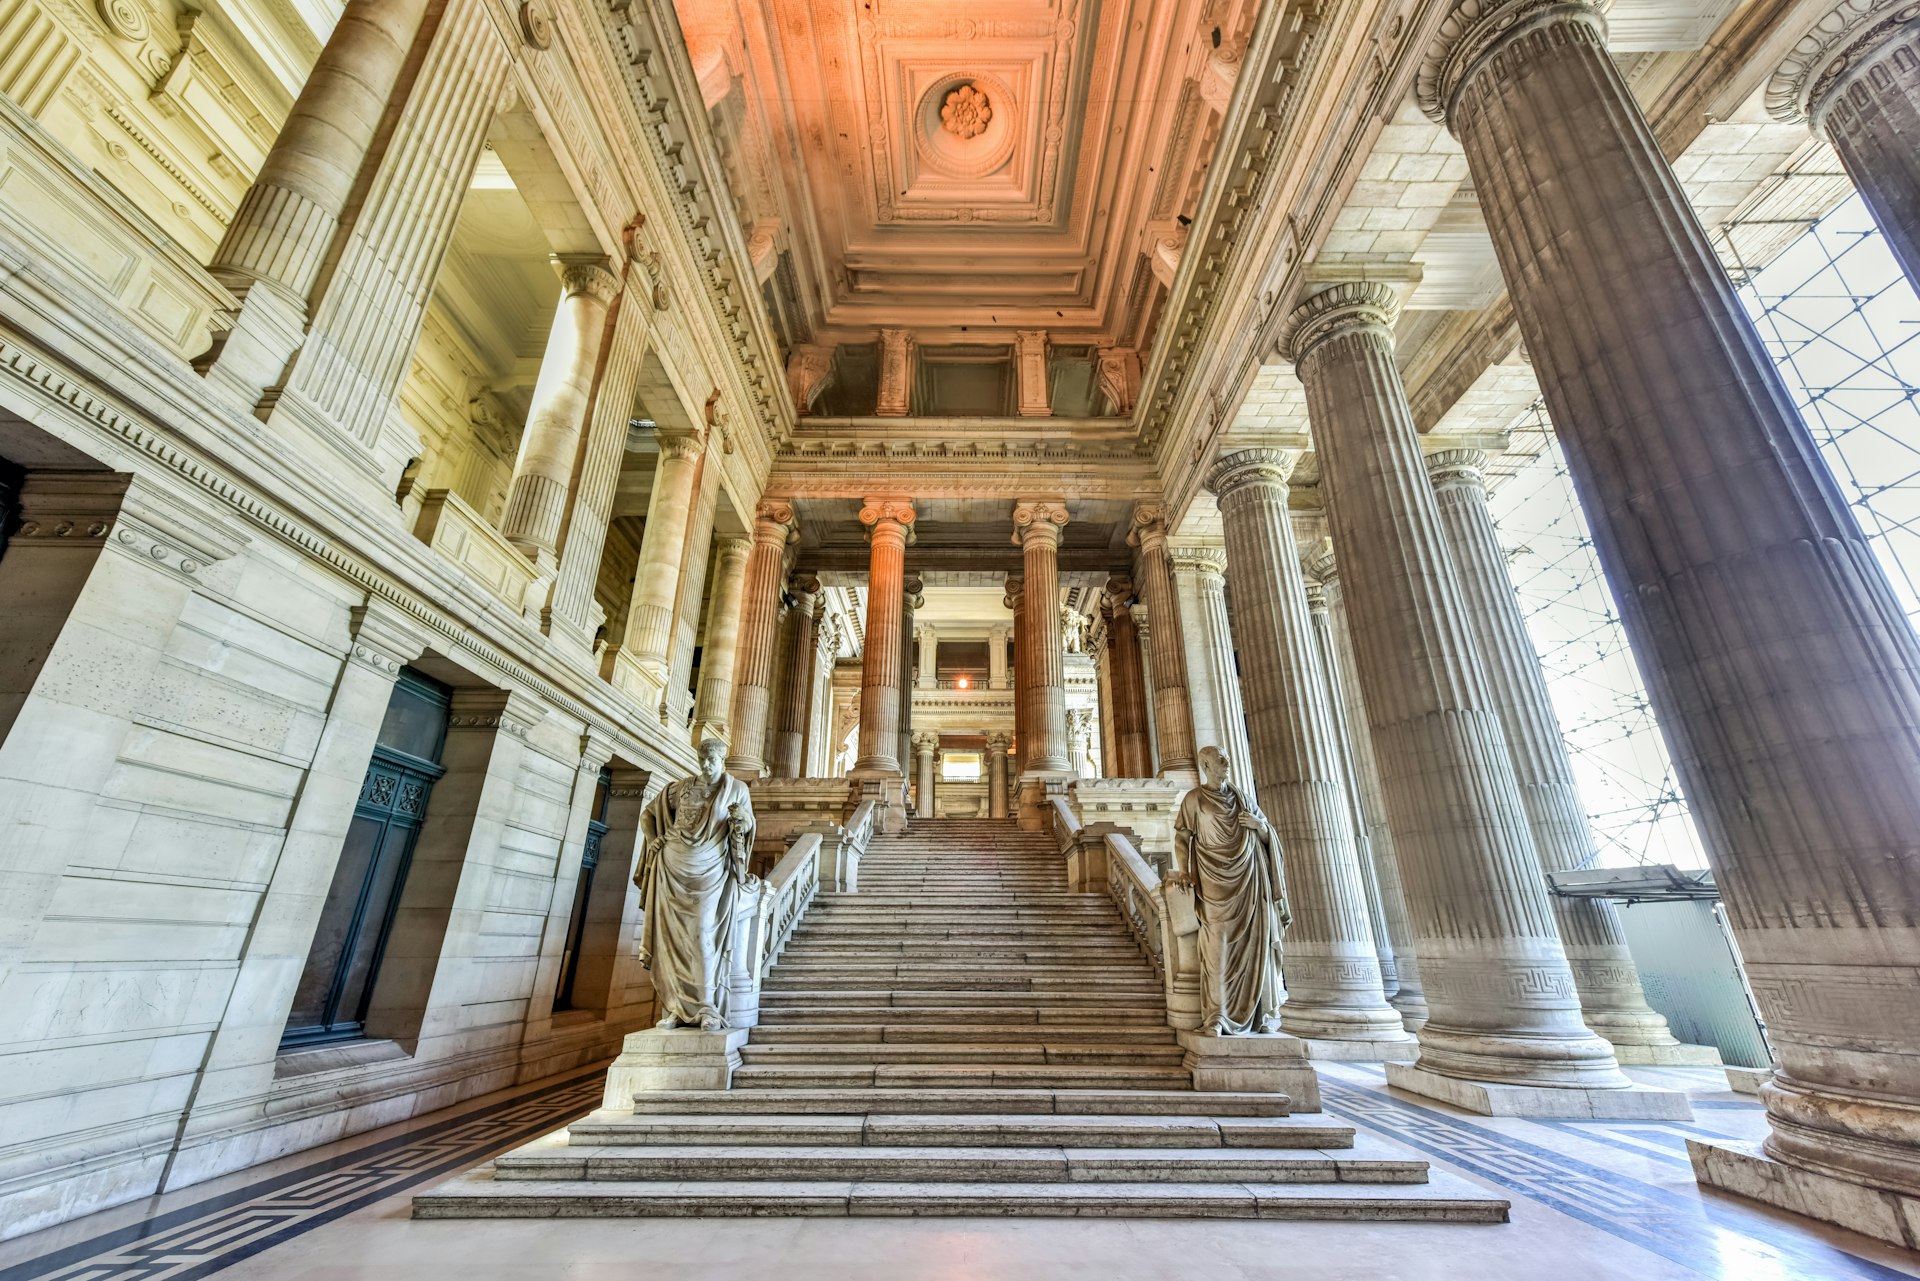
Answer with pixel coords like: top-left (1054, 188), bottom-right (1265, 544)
top-left (1208, 447), bottom-right (1299, 498)
top-left (1276, 282), bottom-right (1400, 364)
top-left (1767, 0), bottom-right (1920, 125)
top-left (1416, 0), bottom-right (1607, 127)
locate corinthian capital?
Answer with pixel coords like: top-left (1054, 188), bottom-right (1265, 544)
top-left (553, 254), bottom-right (621, 304)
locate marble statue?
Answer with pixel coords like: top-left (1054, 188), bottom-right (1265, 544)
top-left (1170, 746), bottom-right (1291, 1035)
top-left (635, 738), bottom-right (757, 1030)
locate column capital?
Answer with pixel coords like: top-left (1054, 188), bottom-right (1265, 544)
top-left (859, 496), bottom-right (916, 545)
top-left (1126, 502), bottom-right (1171, 552)
top-left (1767, 0), bottom-right (1917, 125)
top-left (1277, 283), bottom-right (1402, 364)
top-left (715, 535), bottom-right (752, 563)
top-left (1003, 573), bottom-right (1025, 610)
top-left (988, 731), bottom-right (1013, 750)
top-left (912, 730), bottom-right (939, 754)
top-left (788, 571), bottom-right (822, 600)
top-left (657, 428), bottom-right (709, 463)
top-left (1302, 538), bottom-right (1339, 586)
top-left (752, 499), bottom-right (797, 546)
top-left (1103, 573), bottom-right (1136, 614)
top-left (902, 572), bottom-right (925, 604)
top-left (1209, 447), bottom-right (1299, 499)
top-left (1012, 499), bottom-right (1071, 548)
top-left (1416, 0), bottom-right (1606, 127)
top-left (1425, 447), bottom-right (1491, 492)
top-left (553, 254), bottom-right (621, 303)
top-left (1169, 545), bottom-right (1229, 578)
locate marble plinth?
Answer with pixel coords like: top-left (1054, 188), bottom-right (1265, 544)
top-left (1302, 1035), bottom-right (1419, 1062)
top-left (1385, 1063), bottom-right (1692, 1119)
top-left (1724, 1065), bottom-right (1772, 1095)
top-left (1689, 1137), bottom-right (1920, 1249)
top-left (1177, 1030), bottom-right (1321, 1110)
top-left (602, 1028), bottom-right (749, 1106)
top-left (1610, 1041), bottom-right (1723, 1067)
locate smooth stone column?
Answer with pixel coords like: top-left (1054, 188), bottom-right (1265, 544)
top-left (769, 574), bottom-right (821, 779)
top-left (1308, 545), bottom-right (1429, 1029)
top-left (1208, 448), bottom-right (1409, 1051)
top-left (501, 258), bottom-right (620, 567)
top-left (852, 499), bottom-right (914, 777)
top-left (692, 538), bottom-right (752, 743)
top-left (913, 732), bottom-right (939, 819)
top-left (1127, 505), bottom-right (1199, 780)
top-left (1426, 0), bottom-right (1919, 1190)
top-left (1013, 501), bottom-right (1072, 779)
top-left (899, 574), bottom-right (923, 799)
top-left (987, 732), bottom-right (1011, 818)
top-left (663, 449), bottom-right (725, 733)
top-left (725, 502), bottom-right (795, 778)
top-left (1279, 283), bottom-right (1641, 1107)
top-left (1771, 0), bottom-right (1920, 296)
top-left (621, 429), bottom-right (709, 704)
top-left (1171, 546), bottom-right (1256, 801)
top-left (1102, 579), bottom-right (1153, 778)
top-left (1006, 575), bottom-right (1028, 777)
top-left (1428, 448), bottom-right (1703, 1061)
top-left (202, 0), bottom-right (433, 403)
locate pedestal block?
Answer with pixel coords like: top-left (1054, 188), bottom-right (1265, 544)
top-left (602, 1028), bottom-right (749, 1106)
top-left (1688, 1140), bottom-right (1920, 1249)
top-left (1386, 1062), bottom-right (1693, 1120)
top-left (1178, 1030), bottom-right (1322, 1110)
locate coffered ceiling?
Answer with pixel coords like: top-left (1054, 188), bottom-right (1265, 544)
top-left (682, 0), bottom-right (1251, 345)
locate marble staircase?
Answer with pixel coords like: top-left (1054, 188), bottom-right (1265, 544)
top-left (413, 818), bottom-right (1509, 1221)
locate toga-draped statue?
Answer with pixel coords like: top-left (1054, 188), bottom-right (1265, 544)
top-left (635, 739), bottom-right (757, 1031)
top-left (1170, 746), bottom-right (1291, 1035)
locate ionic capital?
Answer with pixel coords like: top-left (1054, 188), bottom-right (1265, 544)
top-left (553, 254), bottom-right (621, 304)
top-left (1208, 447), bottom-right (1299, 499)
top-left (1302, 538), bottom-right (1339, 587)
top-left (1103, 574), bottom-right (1137, 616)
top-left (1425, 447), bottom-right (1491, 493)
top-left (1003, 572), bottom-right (1025, 610)
top-left (1276, 283), bottom-right (1401, 365)
top-left (1012, 499), bottom-right (1071, 548)
top-left (859, 497), bottom-right (916, 532)
top-left (1767, 0), bottom-right (1920, 126)
top-left (752, 500), bottom-right (797, 548)
top-left (903, 572), bottom-right (925, 610)
top-left (788, 571), bottom-right (822, 599)
top-left (1416, 0), bottom-right (1608, 128)
top-left (1126, 502), bottom-right (1170, 552)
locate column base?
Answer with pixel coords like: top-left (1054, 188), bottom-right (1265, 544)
top-left (1385, 1062), bottom-right (1692, 1119)
top-left (1689, 1138), bottom-right (1920, 1249)
top-left (1725, 1065), bottom-right (1773, 1095)
top-left (601, 1027), bottom-right (749, 1107)
top-left (1301, 1034), bottom-right (1420, 1062)
top-left (1177, 1030), bottom-right (1322, 1110)
top-left (1609, 1040), bottom-right (1724, 1067)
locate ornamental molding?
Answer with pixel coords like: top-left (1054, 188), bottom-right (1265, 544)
top-left (1766, 0), bottom-right (1920, 124)
top-left (1414, 0), bottom-right (1606, 126)
top-left (1275, 281), bottom-right (1401, 364)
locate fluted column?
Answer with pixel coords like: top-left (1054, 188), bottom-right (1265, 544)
top-left (725, 503), bottom-right (795, 777)
top-left (769, 575), bottom-right (821, 778)
top-left (1309, 545), bottom-right (1429, 1029)
top-left (1005, 575), bottom-right (1028, 776)
top-left (1103, 580), bottom-right (1153, 777)
top-left (853, 499), bottom-right (914, 776)
top-left (1208, 448), bottom-right (1407, 1045)
top-left (202, 0), bottom-right (433, 402)
top-left (1771, 0), bottom-right (1920, 297)
top-left (693, 538), bottom-right (752, 743)
top-left (898, 575), bottom-right (923, 800)
top-left (1013, 501), bottom-right (1072, 778)
top-left (1428, 448), bottom-right (1685, 1051)
top-left (1133, 604), bottom-right (1160, 769)
top-left (620, 429), bottom-right (708, 705)
top-left (1067, 708), bottom-right (1097, 778)
top-left (1093, 625), bottom-right (1119, 778)
top-left (913, 733), bottom-right (939, 819)
top-left (805, 618), bottom-right (839, 775)
top-left (1171, 547), bottom-right (1256, 802)
top-left (1280, 283), bottom-right (1624, 1090)
top-left (987, 731), bottom-right (1012, 817)
top-left (663, 457), bottom-right (724, 733)
top-left (1430, 0), bottom-right (1920, 1178)
top-left (501, 259), bottom-right (620, 565)
top-left (1127, 505), bottom-right (1199, 779)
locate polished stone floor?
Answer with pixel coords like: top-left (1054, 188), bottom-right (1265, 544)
top-left (4, 1061), bottom-right (1916, 1281)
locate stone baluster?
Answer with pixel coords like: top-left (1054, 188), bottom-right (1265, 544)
top-left (1171, 546), bottom-right (1256, 802)
top-left (725, 502), bottom-right (795, 777)
top-left (1427, 447), bottom-right (1694, 1058)
top-left (1427, 0), bottom-right (1920, 1176)
top-left (203, 0), bottom-right (434, 404)
top-left (1127, 505), bottom-right (1199, 780)
top-left (1005, 574), bottom-right (1028, 777)
top-left (1280, 283), bottom-right (1633, 1103)
top-left (1207, 448), bottom-right (1408, 1049)
top-left (616, 428), bottom-right (709, 711)
top-left (852, 499), bottom-right (914, 776)
top-left (1102, 580), bottom-right (1153, 778)
top-left (1013, 501), bottom-right (1072, 780)
top-left (501, 258), bottom-right (621, 570)
top-left (769, 575), bottom-right (821, 778)
top-left (692, 538), bottom-right (752, 743)
top-left (1770, 0), bottom-right (1920, 297)
top-left (987, 731), bottom-right (1012, 818)
top-left (1307, 544), bottom-right (1429, 1029)
top-left (546, 269), bottom-right (654, 651)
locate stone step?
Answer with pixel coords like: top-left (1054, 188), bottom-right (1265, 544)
top-left (756, 1005), bottom-right (1169, 1025)
top-left (762, 969), bottom-right (1157, 988)
top-left (562, 1113), bottom-right (1349, 1149)
top-left (738, 1043), bottom-right (1186, 1066)
top-left (731, 1064), bottom-right (1193, 1090)
top-left (757, 991), bottom-right (1169, 1008)
top-left (618, 1088), bottom-right (1294, 1116)
top-left (779, 945), bottom-right (1143, 960)
top-left (487, 1140), bottom-right (1428, 1186)
top-left (412, 1173), bottom-right (1510, 1222)
top-left (747, 1022), bottom-right (1180, 1046)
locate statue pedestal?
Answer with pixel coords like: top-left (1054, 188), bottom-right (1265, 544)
top-left (1385, 1062), bottom-right (1693, 1119)
top-left (1177, 1030), bottom-right (1321, 1111)
top-left (601, 1028), bottom-right (748, 1107)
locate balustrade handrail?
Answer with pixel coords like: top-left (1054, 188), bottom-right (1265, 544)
top-left (756, 831), bottom-right (821, 978)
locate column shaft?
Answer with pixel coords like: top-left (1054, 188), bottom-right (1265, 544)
top-left (899, 577), bottom-right (922, 798)
top-left (1014, 502), bottom-right (1072, 776)
top-left (914, 734), bottom-right (939, 819)
top-left (853, 500), bottom-right (913, 776)
top-left (1128, 507), bottom-right (1198, 777)
top-left (693, 538), bottom-right (752, 742)
top-left (1209, 450), bottom-right (1405, 1042)
top-left (1281, 282), bottom-right (1621, 1087)
top-left (621, 431), bottom-right (708, 697)
top-left (1433, 0), bottom-right (1920, 1172)
top-left (987, 732), bottom-right (1011, 817)
top-left (1103, 583), bottom-right (1153, 777)
top-left (770, 576), bottom-right (821, 778)
top-left (1006, 576), bottom-right (1029, 777)
top-left (662, 456), bottom-right (723, 733)
top-left (725, 503), bottom-right (794, 776)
